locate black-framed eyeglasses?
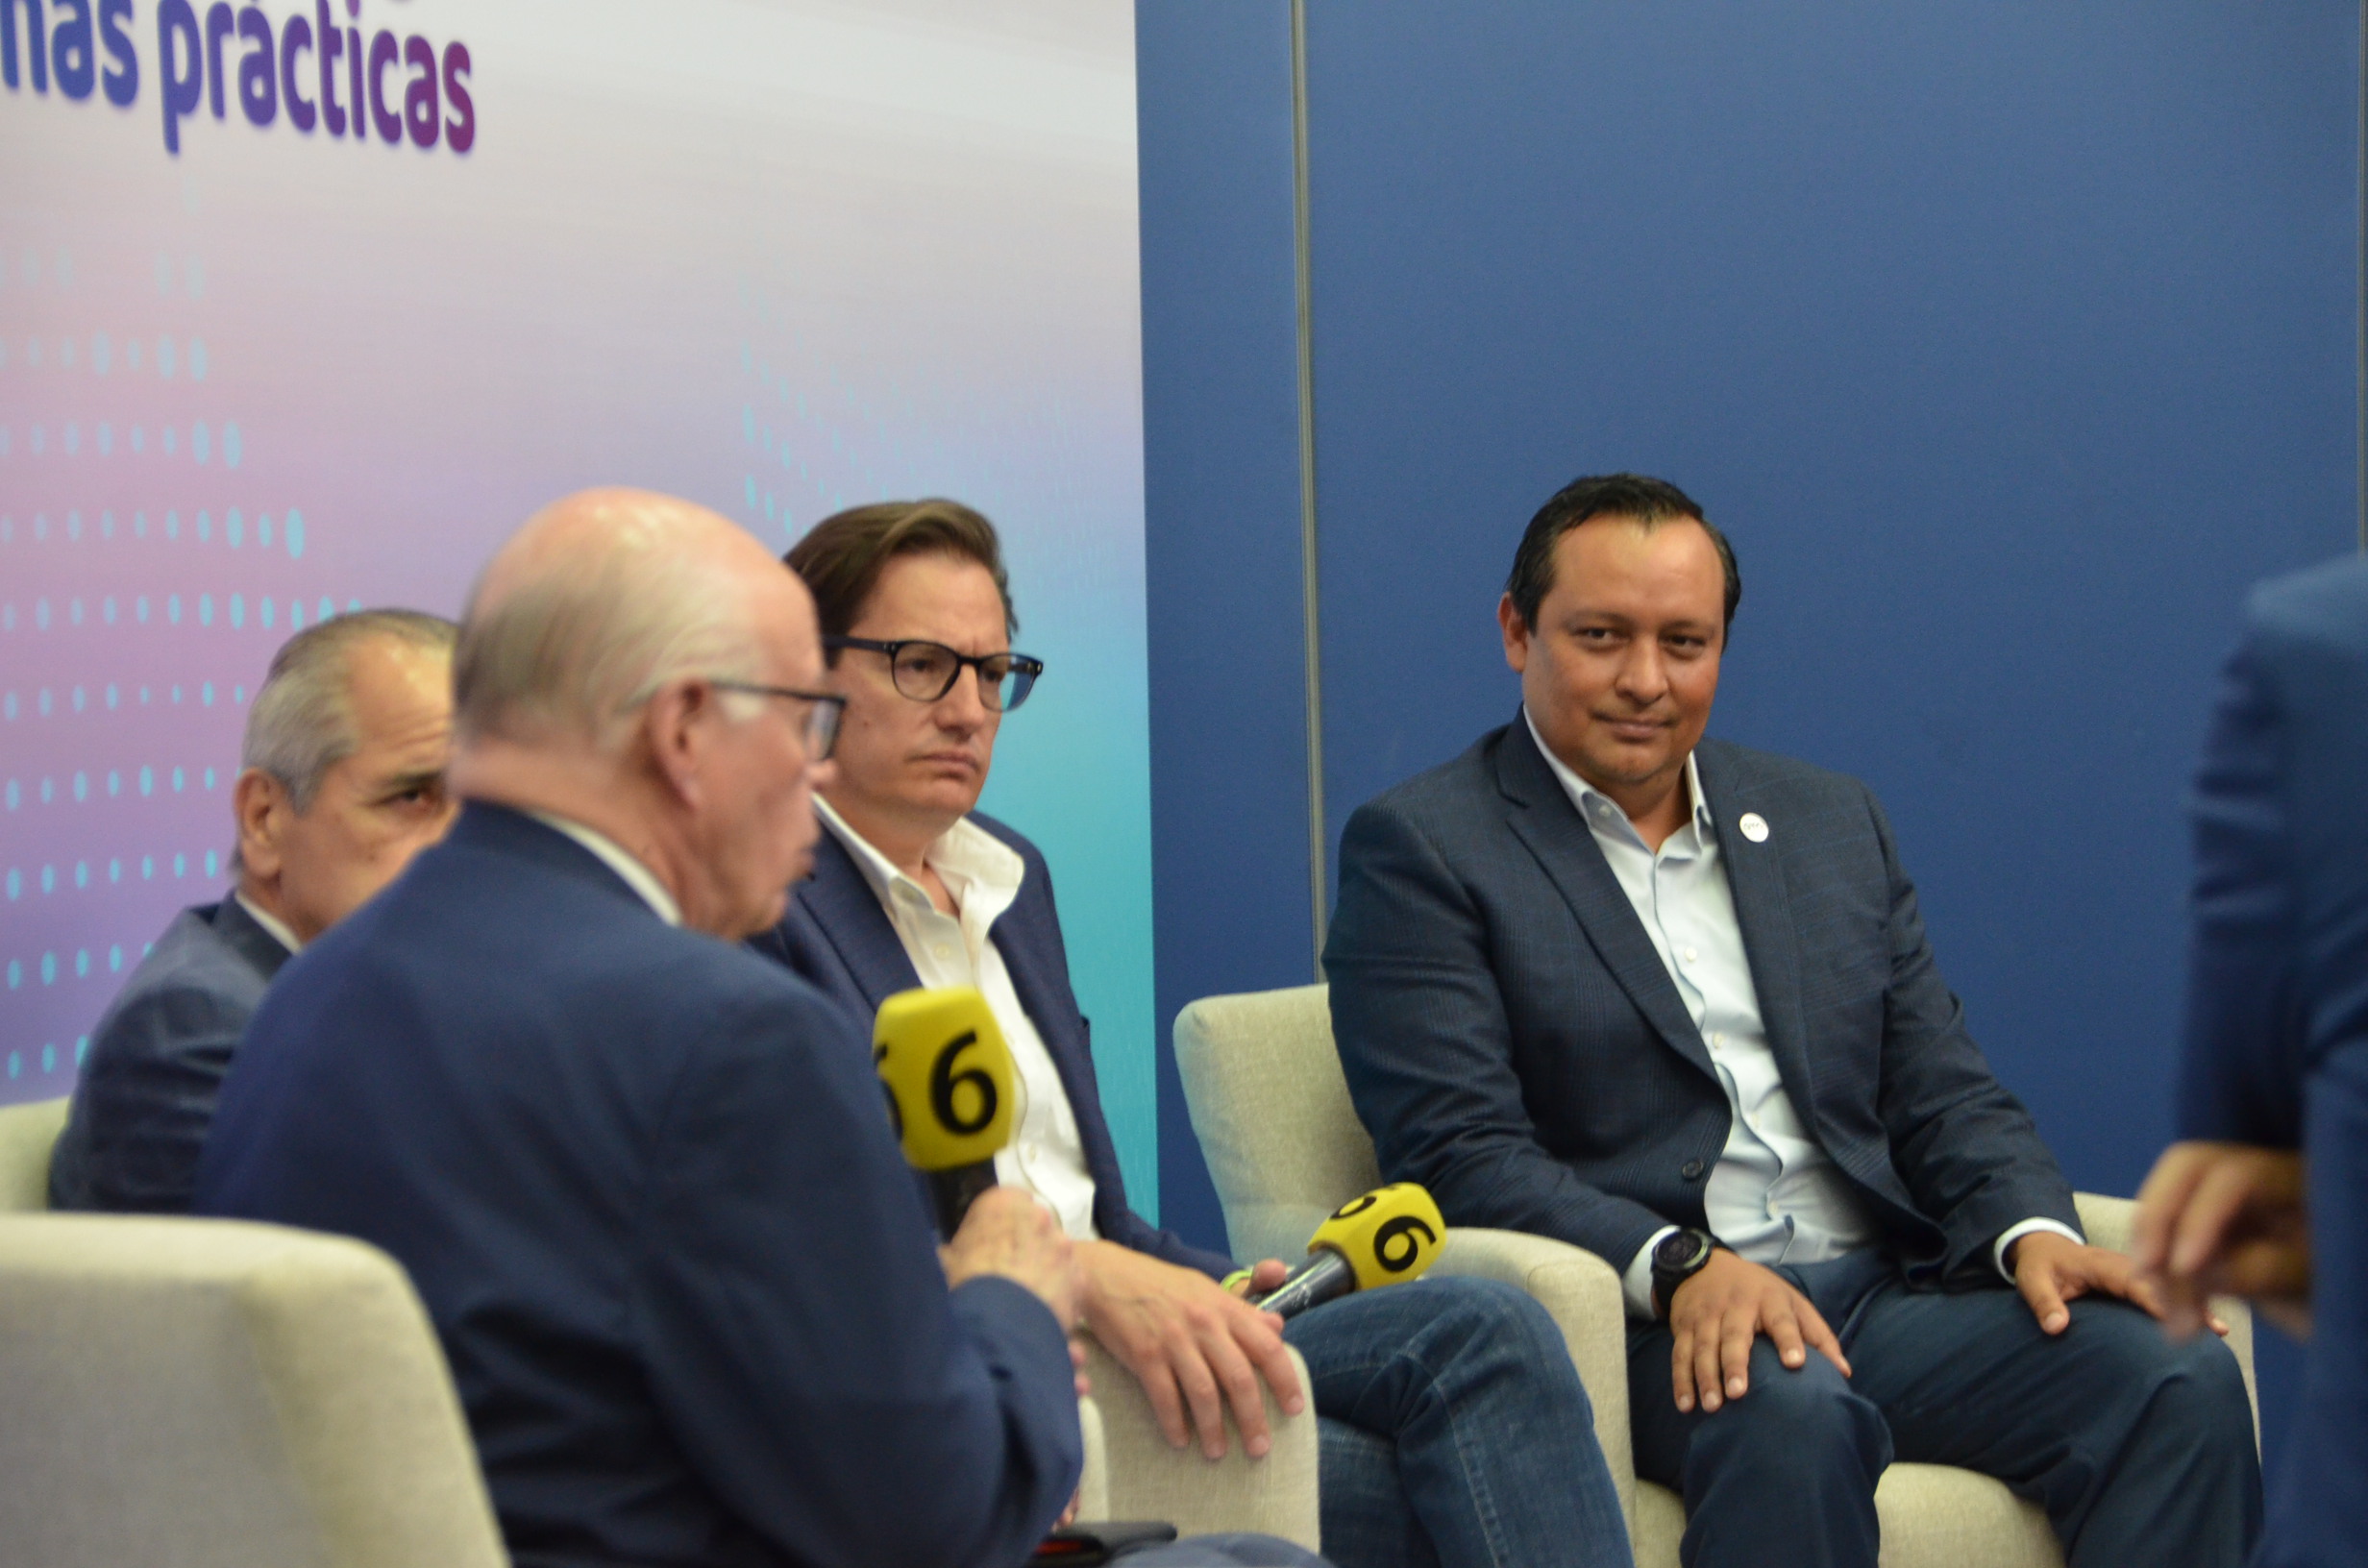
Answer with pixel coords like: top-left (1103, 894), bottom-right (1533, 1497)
top-left (824, 636), bottom-right (1045, 713)
top-left (711, 681), bottom-right (847, 759)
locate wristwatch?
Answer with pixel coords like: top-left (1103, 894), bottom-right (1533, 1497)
top-left (1650, 1227), bottom-right (1720, 1318)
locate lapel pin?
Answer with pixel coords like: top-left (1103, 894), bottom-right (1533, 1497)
top-left (1738, 812), bottom-right (1769, 844)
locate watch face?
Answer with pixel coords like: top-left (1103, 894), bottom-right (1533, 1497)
top-left (1655, 1230), bottom-right (1706, 1270)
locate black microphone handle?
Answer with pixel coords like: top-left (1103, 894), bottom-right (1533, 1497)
top-left (930, 1161), bottom-right (999, 1239)
top-left (1249, 1247), bottom-right (1355, 1320)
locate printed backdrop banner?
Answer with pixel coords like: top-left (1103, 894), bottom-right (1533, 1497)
top-left (0, 0), bottom-right (1159, 1210)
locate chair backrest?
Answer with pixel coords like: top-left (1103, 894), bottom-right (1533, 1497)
top-left (0, 1096), bottom-right (69, 1212)
top-left (0, 1213), bottom-right (509, 1568)
top-left (1173, 983), bottom-right (1382, 1264)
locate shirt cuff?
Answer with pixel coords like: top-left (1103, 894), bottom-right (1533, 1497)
top-left (1624, 1225), bottom-right (1680, 1320)
top-left (1992, 1217), bottom-right (2084, 1282)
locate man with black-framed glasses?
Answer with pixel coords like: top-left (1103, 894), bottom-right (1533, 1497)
top-left (752, 498), bottom-right (1634, 1568)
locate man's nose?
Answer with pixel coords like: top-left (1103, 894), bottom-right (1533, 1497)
top-left (936, 667), bottom-right (992, 727)
top-left (1614, 639), bottom-right (1668, 703)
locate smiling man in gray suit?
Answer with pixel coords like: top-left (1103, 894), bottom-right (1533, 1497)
top-left (1324, 474), bottom-right (2259, 1568)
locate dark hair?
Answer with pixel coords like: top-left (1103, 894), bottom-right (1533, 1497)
top-left (1503, 473), bottom-right (1740, 632)
top-left (785, 499), bottom-right (1017, 647)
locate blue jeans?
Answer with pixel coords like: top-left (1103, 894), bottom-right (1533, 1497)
top-left (1282, 1276), bottom-right (1634, 1568)
top-left (1120, 1536), bottom-right (1330, 1565)
top-left (1626, 1248), bottom-right (2260, 1568)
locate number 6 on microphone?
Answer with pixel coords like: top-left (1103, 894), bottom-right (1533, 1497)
top-left (874, 987), bottom-right (1016, 1175)
top-left (1252, 1182), bottom-right (1448, 1319)
top-left (1310, 1183), bottom-right (1446, 1290)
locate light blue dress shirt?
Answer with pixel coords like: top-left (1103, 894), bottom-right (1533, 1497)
top-left (1524, 713), bottom-right (2081, 1316)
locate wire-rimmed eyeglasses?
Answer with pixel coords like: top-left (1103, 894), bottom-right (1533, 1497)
top-left (823, 636), bottom-right (1045, 712)
top-left (711, 681), bottom-right (847, 759)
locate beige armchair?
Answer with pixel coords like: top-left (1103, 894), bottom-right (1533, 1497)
top-left (0, 1213), bottom-right (508, 1568)
top-left (1174, 982), bottom-right (2258, 1568)
top-left (0, 1095), bottom-right (70, 1212)
top-left (0, 1090), bottom-right (1316, 1553)
top-left (1078, 1335), bottom-right (1322, 1548)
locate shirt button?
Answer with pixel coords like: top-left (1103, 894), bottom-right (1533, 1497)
top-left (1683, 947), bottom-right (1699, 964)
top-left (1710, 1031), bottom-right (1725, 1047)
top-left (1681, 1159), bottom-right (1706, 1181)
top-left (930, 943), bottom-right (950, 961)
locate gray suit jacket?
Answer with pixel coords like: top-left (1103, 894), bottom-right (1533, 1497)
top-left (49, 897), bottom-right (291, 1213)
top-left (1325, 719), bottom-right (2079, 1290)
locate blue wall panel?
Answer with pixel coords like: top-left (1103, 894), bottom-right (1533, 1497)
top-left (1138, 0), bottom-right (1307, 1251)
top-left (1302, 0), bottom-right (2356, 1213)
top-left (1297, 0), bottom-right (2355, 1470)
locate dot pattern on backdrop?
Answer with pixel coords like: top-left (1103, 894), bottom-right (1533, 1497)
top-left (0, 241), bottom-right (360, 1099)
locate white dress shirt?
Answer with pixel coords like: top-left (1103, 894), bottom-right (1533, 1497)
top-left (234, 893), bottom-right (303, 955)
top-left (818, 798), bottom-right (1101, 1242)
top-left (1524, 712), bottom-right (2081, 1317)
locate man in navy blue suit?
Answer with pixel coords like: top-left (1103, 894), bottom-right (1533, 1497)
top-left (754, 500), bottom-right (1635, 1568)
top-left (1325, 475), bottom-right (2260, 1568)
top-left (51, 608), bottom-right (457, 1213)
top-left (195, 491), bottom-right (1116, 1568)
top-left (2135, 552), bottom-right (2368, 1568)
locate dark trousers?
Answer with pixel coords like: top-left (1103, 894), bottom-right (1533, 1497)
top-left (2261, 1040), bottom-right (2368, 1568)
top-left (1626, 1248), bottom-right (2260, 1568)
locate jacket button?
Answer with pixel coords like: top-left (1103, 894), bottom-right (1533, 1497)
top-left (1680, 1160), bottom-right (1705, 1181)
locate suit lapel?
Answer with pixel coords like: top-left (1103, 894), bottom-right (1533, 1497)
top-left (797, 833), bottom-right (924, 1011)
top-left (1496, 722), bottom-right (1716, 1080)
top-left (210, 895), bottom-right (295, 984)
top-left (1694, 742), bottom-right (1821, 1124)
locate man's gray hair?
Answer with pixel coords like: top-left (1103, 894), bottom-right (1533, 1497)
top-left (243, 609), bottom-right (458, 810)
top-left (453, 503), bottom-right (765, 750)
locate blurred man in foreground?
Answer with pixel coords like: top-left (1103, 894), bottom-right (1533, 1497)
top-left (50, 608), bottom-right (457, 1213)
top-left (755, 500), bottom-right (1633, 1568)
top-left (2135, 552), bottom-right (2368, 1568)
top-left (193, 491), bottom-right (1098, 1568)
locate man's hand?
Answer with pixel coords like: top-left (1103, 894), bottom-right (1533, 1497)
top-left (940, 1188), bottom-right (1081, 1332)
top-left (1076, 1240), bottom-right (1305, 1460)
top-left (2133, 1140), bottom-right (2311, 1339)
top-left (1665, 1249), bottom-right (1850, 1413)
top-left (2006, 1229), bottom-right (2223, 1338)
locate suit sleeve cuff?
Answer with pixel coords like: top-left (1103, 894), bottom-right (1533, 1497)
top-left (1625, 1225), bottom-right (1679, 1319)
top-left (1992, 1217), bottom-right (2084, 1282)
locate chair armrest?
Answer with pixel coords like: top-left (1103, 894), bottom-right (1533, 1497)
top-left (0, 1096), bottom-right (70, 1213)
top-left (1073, 1333), bottom-right (1320, 1550)
top-left (1075, 1396), bottom-right (1110, 1522)
top-left (2074, 1191), bottom-right (2258, 1439)
top-left (1429, 1226), bottom-right (1640, 1532)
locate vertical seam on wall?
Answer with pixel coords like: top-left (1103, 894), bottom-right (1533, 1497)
top-left (2358, 0), bottom-right (2365, 551)
top-left (1292, 0), bottom-right (1329, 968)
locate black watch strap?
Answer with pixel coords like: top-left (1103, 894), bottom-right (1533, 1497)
top-left (1650, 1227), bottom-right (1720, 1319)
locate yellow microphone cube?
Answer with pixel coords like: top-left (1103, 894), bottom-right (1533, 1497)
top-left (873, 987), bottom-right (1016, 1172)
top-left (1307, 1183), bottom-right (1447, 1292)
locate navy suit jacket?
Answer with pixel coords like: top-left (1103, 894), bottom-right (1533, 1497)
top-left (2179, 554), bottom-right (2368, 1145)
top-left (50, 896), bottom-right (291, 1213)
top-left (193, 805), bottom-right (1079, 1568)
top-left (1326, 722), bottom-right (2079, 1290)
top-left (751, 814), bottom-right (1233, 1279)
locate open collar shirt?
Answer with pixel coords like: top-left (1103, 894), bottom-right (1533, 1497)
top-left (1524, 712), bottom-right (2078, 1316)
top-left (817, 797), bottom-right (1100, 1242)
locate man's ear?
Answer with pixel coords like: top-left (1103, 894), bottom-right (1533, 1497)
top-left (1498, 594), bottom-right (1532, 674)
top-left (642, 680), bottom-right (712, 807)
top-left (234, 769), bottom-right (290, 884)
